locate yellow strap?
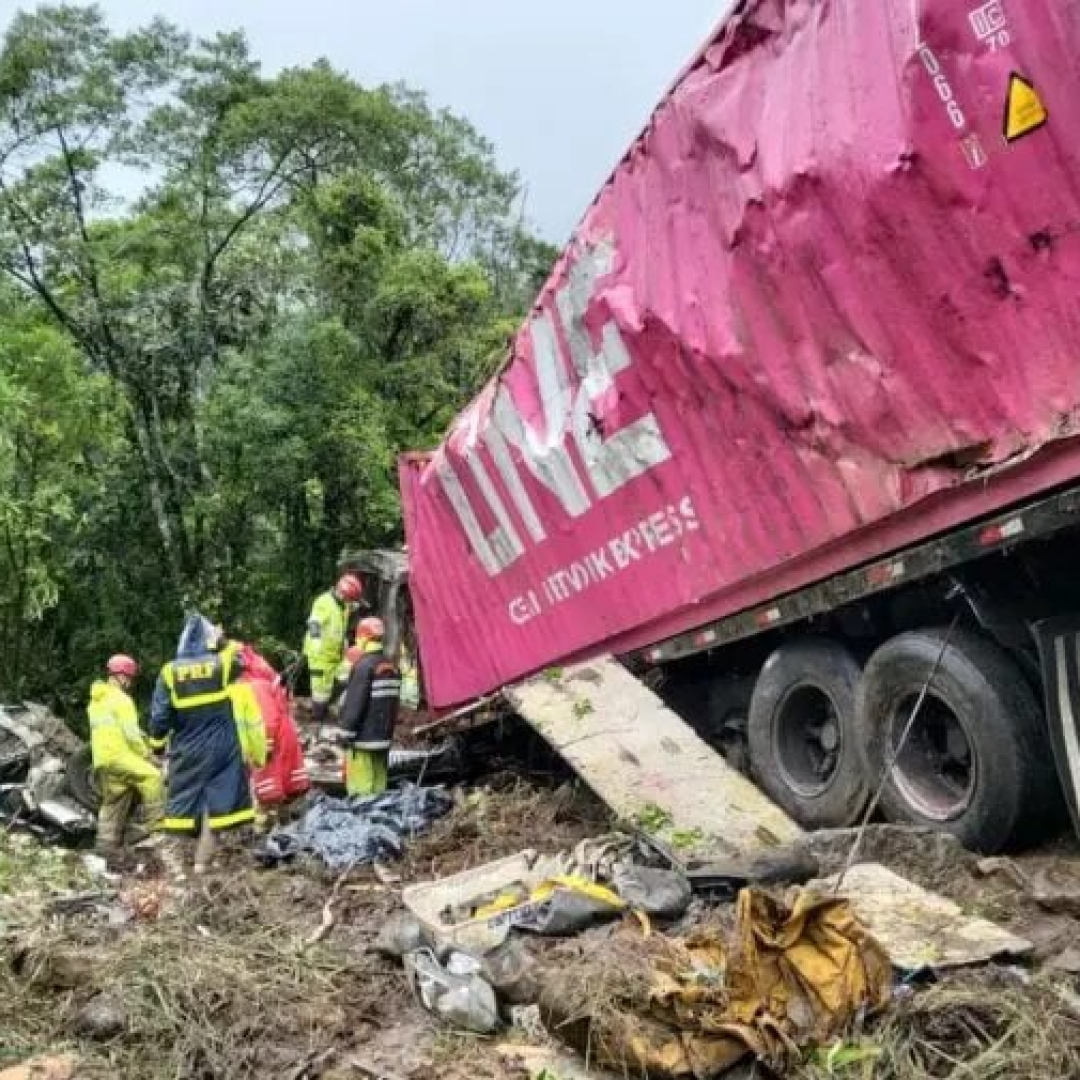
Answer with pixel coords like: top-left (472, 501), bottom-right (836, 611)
top-left (530, 875), bottom-right (625, 909)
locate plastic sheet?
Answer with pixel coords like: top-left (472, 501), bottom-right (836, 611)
top-left (258, 784), bottom-right (453, 870)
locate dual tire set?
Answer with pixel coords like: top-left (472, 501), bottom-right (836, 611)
top-left (745, 630), bottom-right (1063, 853)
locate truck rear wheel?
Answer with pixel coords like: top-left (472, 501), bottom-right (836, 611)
top-left (748, 640), bottom-right (869, 828)
top-left (855, 629), bottom-right (1064, 853)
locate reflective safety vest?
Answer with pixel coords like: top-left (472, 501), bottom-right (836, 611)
top-left (304, 591), bottom-right (350, 688)
top-left (160, 646), bottom-right (265, 767)
top-left (161, 649), bottom-right (233, 710)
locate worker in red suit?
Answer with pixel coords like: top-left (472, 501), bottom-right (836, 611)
top-left (238, 644), bottom-right (310, 828)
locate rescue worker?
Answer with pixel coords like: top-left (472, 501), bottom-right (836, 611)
top-left (149, 614), bottom-right (266, 878)
top-left (303, 573), bottom-right (364, 728)
top-left (338, 617), bottom-right (400, 797)
top-left (87, 654), bottom-right (165, 856)
top-left (239, 643), bottom-right (310, 830)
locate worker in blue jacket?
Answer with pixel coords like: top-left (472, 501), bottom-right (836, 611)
top-left (149, 613), bottom-right (265, 878)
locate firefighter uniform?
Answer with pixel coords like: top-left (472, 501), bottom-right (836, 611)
top-left (87, 678), bottom-right (164, 852)
top-left (303, 590), bottom-right (351, 711)
top-left (339, 642), bottom-right (401, 796)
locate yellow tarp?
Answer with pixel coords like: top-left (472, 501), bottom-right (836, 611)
top-left (544, 886), bottom-right (892, 1078)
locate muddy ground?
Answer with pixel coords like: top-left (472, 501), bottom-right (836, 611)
top-left (4, 768), bottom-right (1080, 1080)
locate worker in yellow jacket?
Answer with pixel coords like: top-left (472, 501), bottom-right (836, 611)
top-left (87, 654), bottom-right (165, 855)
top-left (303, 573), bottom-right (364, 726)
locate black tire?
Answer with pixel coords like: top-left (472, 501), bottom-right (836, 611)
top-left (65, 745), bottom-right (101, 811)
top-left (855, 629), bottom-right (1064, 853)
top-left (748, 639), bottom-right (869, 828)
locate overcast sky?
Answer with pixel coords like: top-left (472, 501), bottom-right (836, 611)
top-left (74, 0), bottom-right (728, 243)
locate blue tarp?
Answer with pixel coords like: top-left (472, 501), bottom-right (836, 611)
top-left (259, 784), bottom-right (453, 870)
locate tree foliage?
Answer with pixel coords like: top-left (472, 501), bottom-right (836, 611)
top-left (0, 4), bottom-right (557, 708)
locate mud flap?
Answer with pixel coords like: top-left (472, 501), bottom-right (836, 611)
top-left (1033, 617), bottom-right (1080, 836)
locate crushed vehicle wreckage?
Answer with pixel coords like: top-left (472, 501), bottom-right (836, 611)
top-left (0, 704), bottom-right (97, 838)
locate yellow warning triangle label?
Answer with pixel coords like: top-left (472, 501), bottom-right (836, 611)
top-left (1004, 73), bottom-right (1048, 143)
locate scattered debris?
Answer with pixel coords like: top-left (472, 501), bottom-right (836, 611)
top-left (4, 762), bottom-right (1080, 1080)
top-left (613, 865), bottom-right (692, 919)
top-left (0, 1054), bottom-right (77, 1080)
top-left (1023, 861), bottom-right (1080, 918)
top-left (815, 862), bottom-right (1033, 970)
top-left (540, 888), bottom-right (891, 1077)
top-left (405, 834), bottom-right (689, 955)
top-left (374, 912), bottom-right (432, 960)
top-left (404, 948), bottom-right (500, 1034)
top-left (69, 993), bottom-right (129, 1041)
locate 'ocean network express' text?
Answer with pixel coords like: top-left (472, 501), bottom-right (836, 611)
top-left (508, 496), bottom-right (699, 625)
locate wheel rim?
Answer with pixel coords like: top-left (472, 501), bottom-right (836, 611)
top-left (773, 686), bottom-right (843, 797)
top-left (889, 691), bottom-right (976, 822)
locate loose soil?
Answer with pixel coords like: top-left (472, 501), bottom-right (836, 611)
top-left (6, 784), bottom-right (1080, 1080)
top-left (0, 774), bottom-right (609, 1080)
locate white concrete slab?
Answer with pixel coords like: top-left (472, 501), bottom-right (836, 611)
top-left (506, 657), bottom-right (802, 863)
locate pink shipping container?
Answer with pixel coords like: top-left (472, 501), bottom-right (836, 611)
top-left (403, 0), bottom-right (1080, 708)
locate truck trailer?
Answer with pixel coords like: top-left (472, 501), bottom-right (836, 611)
top-left (398, 0), bottom-right (1080, 853)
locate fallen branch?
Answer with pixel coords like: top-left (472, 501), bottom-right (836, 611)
top-left (302, 870), bottom-right (350, 949)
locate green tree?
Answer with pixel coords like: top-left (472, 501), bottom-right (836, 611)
top-left (0, 3), bottom-right (553, 706)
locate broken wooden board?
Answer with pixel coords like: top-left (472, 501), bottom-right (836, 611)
top-left (819, 862), bottom-right (1033, 970)
top-left (506, 657), bottom-right (802, 863)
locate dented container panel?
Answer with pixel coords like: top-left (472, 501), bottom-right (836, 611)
top-left (401, 0), bottom-right (1080, 707)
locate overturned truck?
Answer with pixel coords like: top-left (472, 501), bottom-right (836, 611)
top-left (397, 0), bottom-right (1080, 854)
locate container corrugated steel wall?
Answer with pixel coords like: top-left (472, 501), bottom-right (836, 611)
top-left (401, 0), bottom-right (1080, 706)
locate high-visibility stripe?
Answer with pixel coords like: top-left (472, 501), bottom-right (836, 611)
top-left (162, 807), bottom-right (256, 831)
top-left (209, 808), bottom-right (255, 828)
top-left (163, 657), bottom-right (231, 709)
top-left (162, 816), bottom-right (197, 831)
top-left (170, 688), bottom-right (231, 708)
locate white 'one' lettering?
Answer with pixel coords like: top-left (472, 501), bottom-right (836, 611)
top-left (558, 242), bottom-right (672, 497)
top-left (426, 238), bottom-right (674, 576)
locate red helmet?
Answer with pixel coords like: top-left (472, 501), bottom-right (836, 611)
top-left (336, 573), bottom-right (364, 603)
top-left (106, 654), bottom-right (139, 679)
top-left (355, 616), bottom-right (385, 643)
